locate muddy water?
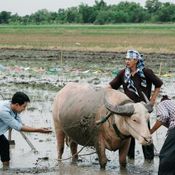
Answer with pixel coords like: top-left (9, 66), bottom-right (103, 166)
top-left (0, 49), bottom-right (174, 174)
top-left (0, 81), bottom-right (172, 175)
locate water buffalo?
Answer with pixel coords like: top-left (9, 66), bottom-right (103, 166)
top-left (52, 82), bottom-right (152, 169)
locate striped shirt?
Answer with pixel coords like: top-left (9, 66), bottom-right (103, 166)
top-left (156, 99), bottom-right (175, 131)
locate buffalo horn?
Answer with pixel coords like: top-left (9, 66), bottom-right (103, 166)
top-left (104, 100), bottom-right (135, 116)
top-left (141, 92), bottom-right (153, 113)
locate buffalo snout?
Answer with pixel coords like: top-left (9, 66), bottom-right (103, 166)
top-left (143, 136), bottom-right (152, 145)
top-left (139, 135), bottom-right (152, 145)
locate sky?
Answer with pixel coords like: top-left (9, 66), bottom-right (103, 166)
top-left (0, 0), bottom-right (174, 16)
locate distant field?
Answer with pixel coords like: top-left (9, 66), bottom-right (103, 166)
top-left (0, 24), bottom-right (175, 53)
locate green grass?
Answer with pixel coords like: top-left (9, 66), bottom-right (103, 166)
top-left (0, 23), bottom-right (175, 53)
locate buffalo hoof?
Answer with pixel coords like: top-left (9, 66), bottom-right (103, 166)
top-left (144, 159), bottom-right (153, 163)
top-left (95, 157), bottom-right (110, 162)
top-left (71, 156), bottom-right (79, 163)
top-left (120, 162), bottom-right (127, 168)
top-left (100, 166), bottom-right (106, 170)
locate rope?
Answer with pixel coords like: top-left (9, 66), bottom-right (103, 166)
top-left (58, 118), bottom-right (101, 161)
top-left (58, 150), bottom-right (96, 161)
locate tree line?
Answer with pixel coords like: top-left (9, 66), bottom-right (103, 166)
top-left (0, 0), bottom-right (175, 25)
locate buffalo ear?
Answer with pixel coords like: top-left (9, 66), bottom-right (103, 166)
top-left (104, 99), bottom-right (135, 116)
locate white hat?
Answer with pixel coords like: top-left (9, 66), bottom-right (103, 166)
top-left (126, 50), bottom-right (142, 60)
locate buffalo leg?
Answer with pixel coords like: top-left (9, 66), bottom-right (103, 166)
top-left (119, 138), bottom-right (131, 167)
top-left (96, 135), bottom-right (107, 169)
top-left (70, 140), bottom-right (78, 162)
top-left (54, 121), bottom-right (65, 160)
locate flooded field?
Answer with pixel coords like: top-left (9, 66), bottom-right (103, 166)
top-left (0, 49), bottom-right (175, 175)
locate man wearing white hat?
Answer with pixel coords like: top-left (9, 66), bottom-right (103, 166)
top-left (108, 49), bottom-right (163, 161)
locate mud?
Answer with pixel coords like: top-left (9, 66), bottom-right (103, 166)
top-left (0, 48), bottom-right (174, 174)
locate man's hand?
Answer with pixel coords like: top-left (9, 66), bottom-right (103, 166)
top-left (21, 126), bottom-right (52, 133)
top-left (150, 120), bottom-right (162, 134)
top-left (150, 87), bottom-right (161, 106)
top-left (38, 127), bottom-right (52, 133)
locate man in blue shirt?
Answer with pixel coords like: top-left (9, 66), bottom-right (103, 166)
top-left (0, 92), bottom-right (51, 168)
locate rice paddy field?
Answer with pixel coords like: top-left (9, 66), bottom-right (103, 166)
top-left (0, 23), bottom-right (175, 174)
top-left (0, 23), bottom-right (175, 53)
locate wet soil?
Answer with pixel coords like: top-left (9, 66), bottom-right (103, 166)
top-left (0, 48), bottom-right (174, 174)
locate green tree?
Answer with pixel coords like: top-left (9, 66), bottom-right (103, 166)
top-left (20, 15), bottom-right (30, 25)
top-left (0, 11), bottom-right (11, 24)
top-left (31, 9), bottom-right (50, 24)
top-left (115, 2), bottom-right (147, 23)
top-left (95, 10), bottom-right (115, 24)
top-left (156, 3), bottom-right (175, 22)
top-left (57, 9), bottom-right (67, 23)
top-left (2, 0), bottom-right (175, 24)
top-left (94, 0), bottom-right (107, 10)
top-left (79, 4), bottom-right (97, 23)
top-left (145, 0), bottom-right (162, 13)
top-left (66, 7), bottom-right (81, 23)
top-left (9, 13), bottom-right (21, 24)
top-left (49, 12), bottom-right (58, 23)
top-left (114, 11), bottom-right (129, 23)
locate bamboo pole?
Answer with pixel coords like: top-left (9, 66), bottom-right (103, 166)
top-left (8, 129), bottom-right (15, 145)
top-left (158, 62), bottom-right (162, 76)
top-left (20, 132), bottom-right (38, 153)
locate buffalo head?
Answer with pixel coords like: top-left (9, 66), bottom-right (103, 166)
top-left (103, 98), bottom-right (152, 145)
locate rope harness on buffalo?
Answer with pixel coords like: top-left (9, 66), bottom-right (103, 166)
top-left (57, 93), bottom-right (156, 162)
top-left (57, 114), bottom-right (102, 161)
top-left (96, 111), bottom-right (131, 140)
top-left (57, 109), bottom-right (127, 162)
top-left (97, 108), bottom-right (151, 144)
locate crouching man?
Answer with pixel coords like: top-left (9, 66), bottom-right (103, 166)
top-left (0, 92), bottom-right (52, 169)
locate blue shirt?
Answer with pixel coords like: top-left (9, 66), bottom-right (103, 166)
top-left (0, 100), bottom-right (23, 135)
